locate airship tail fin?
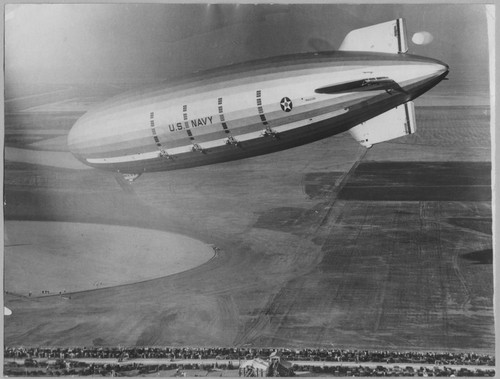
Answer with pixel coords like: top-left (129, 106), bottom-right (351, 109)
top-left (339, 18), bottom-right (408, 54)
top-left (349, 101), bottom-right (416, 148)
top-left (315, 77), bottom-right (408, 95)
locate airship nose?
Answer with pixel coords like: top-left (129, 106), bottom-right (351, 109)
top-left (67, 118), bottom-right (84, 159)
top-left (67, 113), bottom-right (96, 164)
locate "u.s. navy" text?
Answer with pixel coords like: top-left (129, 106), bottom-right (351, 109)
top-left (168, 116), bottom-right (213, 132)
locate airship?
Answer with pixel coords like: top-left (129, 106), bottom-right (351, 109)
top-left (68, 18), bottom-right (449, 181)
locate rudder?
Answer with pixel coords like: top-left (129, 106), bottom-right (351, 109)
top-left (339, 18), bottom-right (408, 54)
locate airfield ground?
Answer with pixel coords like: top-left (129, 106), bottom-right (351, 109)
top-left (3, 83), bottom-right (493, 353)
top-left (4, 220), bottom-right (214, 294)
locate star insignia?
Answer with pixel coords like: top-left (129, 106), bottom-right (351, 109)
top-left (280, 97), bottom-right (293, 112)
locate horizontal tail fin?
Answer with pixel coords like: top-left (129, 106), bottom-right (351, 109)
top-left (315, 77), bottom-right (408, 95)
top-left (339, 18), bottom-right (408, 54)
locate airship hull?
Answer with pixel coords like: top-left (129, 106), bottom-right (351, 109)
top-left (68, 51), bottom-right (448, 174)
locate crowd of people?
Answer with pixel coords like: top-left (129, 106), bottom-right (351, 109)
top-left (4, 346), bottom-right (495, 366)
top-left (296, 364), bottom-right (495, 377)
top-left (3, 360), bottom-right (496, 377)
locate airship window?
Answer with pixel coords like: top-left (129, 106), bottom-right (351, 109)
top-left (256, 90), bottom-right (269, 126)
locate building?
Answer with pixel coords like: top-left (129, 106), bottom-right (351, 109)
top-left (239, 352), bottom-right (294, 377)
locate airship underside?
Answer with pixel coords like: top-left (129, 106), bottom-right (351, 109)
top-left (68, 19), bottom-right (449, 178)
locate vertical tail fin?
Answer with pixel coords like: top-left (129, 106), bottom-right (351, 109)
top-left (339, 18), bottom-right (408, 54)
top-left (349, 101), bottom-right (416, 148)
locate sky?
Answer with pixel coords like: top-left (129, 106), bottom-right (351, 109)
top-left (4, 3), bottom-right (491, 89)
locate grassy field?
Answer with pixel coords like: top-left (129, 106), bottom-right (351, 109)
top-left (3, 88), bottom-right (493, 352)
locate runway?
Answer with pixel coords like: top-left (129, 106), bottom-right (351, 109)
top-left (3, 83), bottom-right (493, 352)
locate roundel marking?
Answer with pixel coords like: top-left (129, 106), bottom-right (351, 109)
top-left (280, 97), bottom-right (293, 112)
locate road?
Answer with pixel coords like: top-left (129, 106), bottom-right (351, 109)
top-left (4, 357), bottom-right (495, 372)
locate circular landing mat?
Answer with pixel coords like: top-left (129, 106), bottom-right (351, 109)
top-left (4, 221), bottom-right (214, 296)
